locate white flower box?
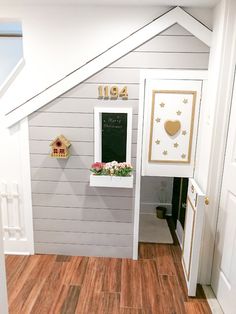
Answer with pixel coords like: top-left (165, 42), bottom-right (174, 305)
top-left (89, 174), bottom-right (133, 188)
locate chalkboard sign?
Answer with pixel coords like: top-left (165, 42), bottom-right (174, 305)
top-left (101, 113), bottom-right (127, 162)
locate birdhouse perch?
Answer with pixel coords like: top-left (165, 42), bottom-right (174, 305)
top-left (50, 135), bottom-right (71, 159)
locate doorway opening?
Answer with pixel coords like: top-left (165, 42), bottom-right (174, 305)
top-left (138, 176), bottom-right (189, 247)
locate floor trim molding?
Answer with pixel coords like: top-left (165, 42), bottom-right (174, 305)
top-left (202, 285), bottom-right (224, 314)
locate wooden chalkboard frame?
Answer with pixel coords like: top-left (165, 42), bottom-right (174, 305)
top-left (94, 107), bottom-right (132, 163)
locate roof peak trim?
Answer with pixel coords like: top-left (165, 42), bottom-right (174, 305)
top-left (5, 6), bottom-right (212, 127)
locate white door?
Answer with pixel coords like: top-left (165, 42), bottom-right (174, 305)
top-left (211, 73), bottom-right (236, 314)
top-left (142, 78), bottom-right (203, 178)
top-left (182, 178), bottom-right (205, 296)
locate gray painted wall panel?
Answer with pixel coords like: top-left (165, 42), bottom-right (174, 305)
top-left (29, 112), bottom-right (93, 128)
top-left (85, 68), bottom-right (141, 84)
top-left (34, 231), bottom-right (133, 247)
top-left (39, 97), bottom-right (139, 113)
top-left (111, 52), bottom-right (209, 69)
top-left (60, 84), bottom-right (139, 100)
top-left (34, 243), bottom-right (132, 258)
top-left (30, 140), bottom-right (93, 156)
top-left (31, 181), bottom-right (133, 197)
top-left (30, 154), bottom-right (136, 170)
top-left (29, 112), bottom-right (138, 129)
top-left (33, 206), bottom-right (132, 222)
top-left (30, 142), bottom-right (137, 159)
top-left (29, 24), bottom-right (209, 257)
top-left (32, 194), bottom-right (133, 210)
top-left (29, 127), bottom-right (138, 144)
top-left (30, 155), bottom-right (94, 169)
top-left (34, 219), bottom-right (132, 234)
top-left (160, 24), bottom-right (194, 36)
top-left (29, 126), bottom-right (94, 142)
top-left (31, 168), bottom-right (90, 182)
top-left (135, 36), bottom-right (209, 53)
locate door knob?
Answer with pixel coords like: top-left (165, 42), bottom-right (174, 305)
top-left (205, 197), bottom-right (209, 205)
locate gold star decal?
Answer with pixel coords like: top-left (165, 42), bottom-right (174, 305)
top-left (183, 99), bottom-right (188, 104)
top-left (182, 130), bottom-right (187, 135)
top-left (155, 117), bottom-right (161, 123)
top-left (160, 102), bottom-right (165, 108)
top-left (155, 139), bottom-right (160, 145)
top-left (181, 153), bottom-right (186, 159)
top-left (173, 143), bottom-right (179, 148)
top-left (163, 150), bottom-right (168, 156)
top-left (176, 110), bottom-right (182, 116)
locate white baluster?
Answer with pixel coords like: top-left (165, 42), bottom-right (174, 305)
top-left (12, 182), bottom-right (21, 240)
top-left (4, 182), bottom-right (21, 239)
top-left (6, 183), bottom-right (14, 238)
top-left (0, 181), bottom-right (9, 240)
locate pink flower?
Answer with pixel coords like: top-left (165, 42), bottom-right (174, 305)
top-left (91, 162), bottom-right (104, 171)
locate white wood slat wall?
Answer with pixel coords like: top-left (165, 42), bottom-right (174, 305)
top-left (28, 24), bottom-right (210, 258)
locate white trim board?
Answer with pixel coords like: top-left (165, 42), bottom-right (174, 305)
top-left (4, 7), bottom-right (212, 128)
top-left (199, 4), bottom-right (236, 285)
top-left (176, 220), bottom-right (184, 249)
top-left (202, 286), bottom-right (224, 314)
top-left (132, 69), bottom-right (208, 260)
top-left (1, 118), bottom-right (35, 255)
top-left (0, 58), bottom-right (24, 99)
top-left (19, 117), bottom-right (35, 254)
top-left (94, 107), bottom-right (132, 164)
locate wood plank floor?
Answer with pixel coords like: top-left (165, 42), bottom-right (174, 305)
top-left (5, 230), bottom-right (211, 313)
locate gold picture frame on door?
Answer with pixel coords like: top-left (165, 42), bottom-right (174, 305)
top-left (148, 90), bottom-right (197, 163)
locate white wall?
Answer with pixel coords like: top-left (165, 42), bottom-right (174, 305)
top-left (140, 177), bottom-right (173, 215)
top-left (0, 37), bottom-right (22, 87)
top-left (0, 5), bottom-right (168, 110)
top-left (0, 32), bottom-right (22, 187)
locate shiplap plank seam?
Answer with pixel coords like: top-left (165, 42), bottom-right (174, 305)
top-left (133, 51), bottom-right (209, 54)
top-left (34, 241), bottom-right (132, 247)
top-left (109, 66), bottom-right (209, 69)
top-left (32, 192), bottom-right (133, 198)
top-left (33, 230), bottom-right (132, 235)
top-left (32, 205), bottom-right (135, 210)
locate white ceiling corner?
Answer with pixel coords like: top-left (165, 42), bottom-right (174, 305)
top-left (0, 0), bottom-right (220, 8)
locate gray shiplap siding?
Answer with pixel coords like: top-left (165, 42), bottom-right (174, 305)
top-left (29, 24), bottom-right (210, 257)
top-left (33, 207), bottom-right (133, 222)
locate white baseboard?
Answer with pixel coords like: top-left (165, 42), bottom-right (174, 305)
top-left (202, 286), bottom-right (224, 314)
top-left (141, 202), bottom-right (172, 216)
top-left (175, 220), bottom-right (184, 249)
top-left (4, 251), bottom-right (31, 255)
top-left (3, 238), bottom-right (34, 255)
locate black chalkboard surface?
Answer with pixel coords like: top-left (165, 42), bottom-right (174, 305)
top-left (102, 113), bottom-right (127, 163)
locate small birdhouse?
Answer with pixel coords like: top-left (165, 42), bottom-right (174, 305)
top-left (50, 135), bottom-right (71, 159)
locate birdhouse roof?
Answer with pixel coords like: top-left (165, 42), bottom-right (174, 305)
top-left (50, 135), bottom-right (71, 147)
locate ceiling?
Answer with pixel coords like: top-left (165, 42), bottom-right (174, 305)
top-left (0, 0), bottom-right (220, 8)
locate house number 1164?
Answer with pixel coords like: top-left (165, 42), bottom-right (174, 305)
top-left (98, 85), bottom-right (128, 99)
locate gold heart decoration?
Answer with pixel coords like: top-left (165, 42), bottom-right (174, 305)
top-left (164, 120), bottom-right (181, 136)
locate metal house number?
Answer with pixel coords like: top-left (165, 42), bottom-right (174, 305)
top-left (98, 85), bottom-right (128, 100)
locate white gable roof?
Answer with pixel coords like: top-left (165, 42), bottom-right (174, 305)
top-left (4, 6), bottom-right (212, 127)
